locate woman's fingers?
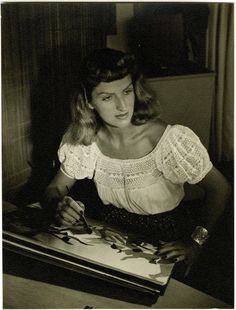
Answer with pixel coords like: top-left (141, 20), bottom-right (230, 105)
top-left (163, 250), bottom-right (185, 259)
top-left (173, 255), bottom-right (185, 262)
top-left (56, 196), bottom-right (86, 225)
top-left (63, 196), bottom-right (85, 213)
top-left (62, 206), bottom-right (81, 221)
top-left (157, 247), bottom-right (184, 258)
top-left (155, 240), bottom-right (201, 266)
top-left (60, 210), bottom-right (78, 223)
top-left (105, 231), bottom-right (127, 244)
top-left (157, 241), bottom-right (188, 261)
top-left (55, 213), bottom-right (72, 227)
top-left (159, 242), bottom-right (183, 253)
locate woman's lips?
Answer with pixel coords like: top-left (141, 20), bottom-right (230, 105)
top-left (115, 112), bottom-right (129, 119)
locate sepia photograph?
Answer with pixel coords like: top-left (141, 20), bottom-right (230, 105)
top-left (2, 1), bottom-right (234, 308)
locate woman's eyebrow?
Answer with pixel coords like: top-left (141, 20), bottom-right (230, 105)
top-left (123, 83), bottom-right (133, 90)
top-left (97, 91), bottom-right (114, 96)
top-left (97, 83), bottom-right (133, 96)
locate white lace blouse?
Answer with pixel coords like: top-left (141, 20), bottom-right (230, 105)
top-left (58, 125), bottom-right (213, 215)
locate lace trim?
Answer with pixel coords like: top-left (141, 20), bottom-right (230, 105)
top-left (94, 168), bottom-right (162, 189)
top-left (58, 125), bottom-right (212, 186)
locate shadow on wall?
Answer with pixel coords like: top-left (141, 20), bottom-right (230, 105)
top-left (17, 46), bottom-right (84, 205)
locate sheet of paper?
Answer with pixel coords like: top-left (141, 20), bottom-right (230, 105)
top-left (35, 219), bottom-right (174, 286)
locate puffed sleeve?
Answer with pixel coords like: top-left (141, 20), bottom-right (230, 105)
top-left (156, 125), bottom-right (213, 184)
top-left (57, 140), bottom-right (97, 180)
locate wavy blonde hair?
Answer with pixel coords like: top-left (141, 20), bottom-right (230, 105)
top-left (65, 48), bottom-right (160, 145)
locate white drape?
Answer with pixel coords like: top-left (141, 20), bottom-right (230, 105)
top-left (206, 3), bottom-right (234, 162)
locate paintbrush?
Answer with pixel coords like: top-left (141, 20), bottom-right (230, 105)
top-left (66, 186), bottom-right (92, 234)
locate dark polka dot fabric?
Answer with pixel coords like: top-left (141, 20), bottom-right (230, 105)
top-left (85, 202), bottom-right (196, 243)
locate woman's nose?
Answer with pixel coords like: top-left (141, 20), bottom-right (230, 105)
top-left (115, 96), bottom-right (126, 111)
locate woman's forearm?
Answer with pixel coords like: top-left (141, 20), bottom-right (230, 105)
top-left (41, 170), bottom-right (76, 215)
top-left (200, 186), bottom-right (231, 233)
top-left (197, 167), bottom-right (231, 233)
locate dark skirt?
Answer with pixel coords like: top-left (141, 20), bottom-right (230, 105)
top-left (85, 201), bottom-right (198, 243)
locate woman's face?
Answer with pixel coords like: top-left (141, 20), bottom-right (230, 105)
top-left (90, 75), bottom-right (135, 128)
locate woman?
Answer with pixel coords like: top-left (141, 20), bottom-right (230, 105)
top-left (43, 48), bottom-right (230, 267)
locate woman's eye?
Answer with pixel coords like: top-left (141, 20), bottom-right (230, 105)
top-left (102, 95), bottom-right (112, 101)
top-left (123, 88), bottom-right (133, 95)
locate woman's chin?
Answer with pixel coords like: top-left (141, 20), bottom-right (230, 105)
top-left (104, 117), bottom-right (132, 129)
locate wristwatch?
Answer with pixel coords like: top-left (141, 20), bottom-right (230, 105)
top-left (191, 226), bottom-right (209, 246)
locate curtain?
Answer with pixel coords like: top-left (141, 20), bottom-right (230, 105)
top-left (2, 2), bottom-right (116, 197)
top-left (206, 3), bottom-right (234, 163)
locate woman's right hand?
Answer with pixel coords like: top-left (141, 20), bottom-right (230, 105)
top-left (55, 196), bottom-right (85, 227)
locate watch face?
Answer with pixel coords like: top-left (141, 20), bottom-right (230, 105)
top-left (191, 226), bottom-right (209, 246)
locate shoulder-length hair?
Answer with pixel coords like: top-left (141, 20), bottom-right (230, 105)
top-left (65, 48), bottom-right (160, 145)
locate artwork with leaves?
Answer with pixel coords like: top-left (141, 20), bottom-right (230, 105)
top-left (3, 202), bottom-right (175, 294)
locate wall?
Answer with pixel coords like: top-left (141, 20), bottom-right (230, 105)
top-left (146, 74), bottom-right (215, 150)
top-left (106, 3), bottom-right (134, 51)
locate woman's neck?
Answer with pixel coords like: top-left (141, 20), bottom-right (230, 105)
top-left (100, 123), bottom-right (137, 143)
top-left (95, 119), bottom-right (167, 160)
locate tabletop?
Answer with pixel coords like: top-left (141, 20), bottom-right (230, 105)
top-left (3, 268), bottom-right (231, 309)
top-left (2, 201), bottom-right (232, 309)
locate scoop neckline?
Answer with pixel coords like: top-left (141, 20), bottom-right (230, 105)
top-left (93, 124), bottom-right (172, 163)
